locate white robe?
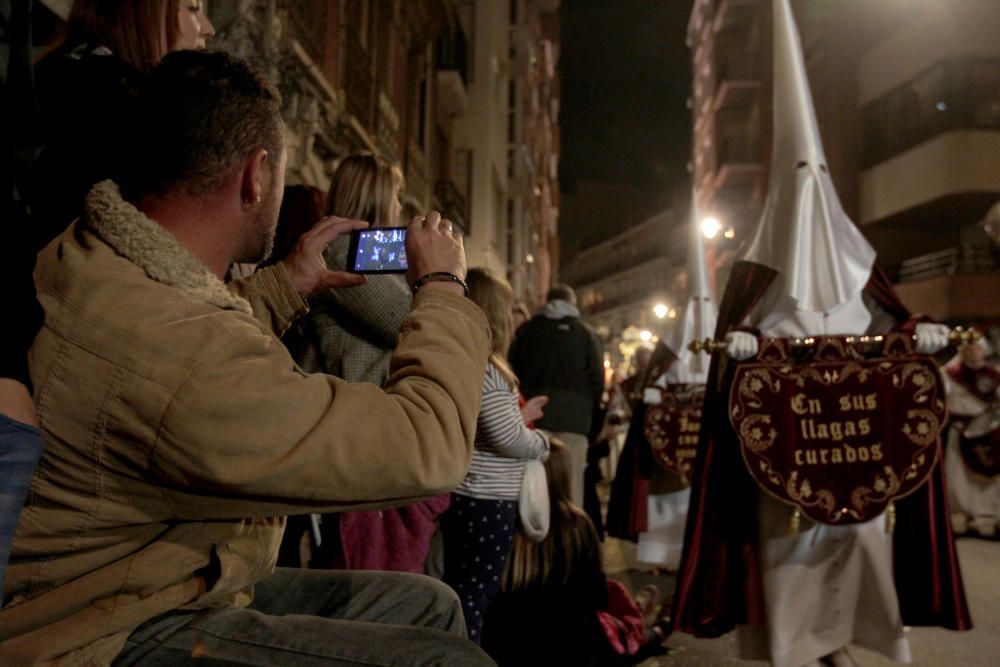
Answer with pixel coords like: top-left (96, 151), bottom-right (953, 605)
top-left (636, 354), bottom-right (700, 569)
top-left (943, 375), bottom-right (1000, 521)
top-left (736, 287), bottom-right (912, 667)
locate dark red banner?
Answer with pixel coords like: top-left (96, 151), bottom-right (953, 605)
top-left (645, 383), bottom-right (705, 484)
top-left (729, 334), bottom-right (945, 525)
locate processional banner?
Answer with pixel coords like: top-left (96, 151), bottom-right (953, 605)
top-left (645, 383), bottom-right (705, 484)
top-left (729, 333), bottom-right (945, 525)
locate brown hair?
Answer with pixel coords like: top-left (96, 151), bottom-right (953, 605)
top-left (264, 185), bottom-right (326, 265)
top-left (502, 438), bottom-right (602, 591)
top-left (467, 267), bottom-right (518, 388)
top-left (123, 50), bottom-right (284, 200)
top-left (324, 153), bottom-right (404, 227)
top-left (66, 0), bottom-right (180, 72)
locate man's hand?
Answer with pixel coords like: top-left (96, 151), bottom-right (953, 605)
top-left (915, 323), bottom-right (950, 355)
top-left (521, 395), bottom-right (549, 425)
top-left (281, 216), bottom-right (369, 297)
top-left (405, 211), bottom-right (466, 295)
top-left (725, 331), bottom-right (759, 360)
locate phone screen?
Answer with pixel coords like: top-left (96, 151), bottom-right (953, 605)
top-left (347, 228), bottom-right (408, 274)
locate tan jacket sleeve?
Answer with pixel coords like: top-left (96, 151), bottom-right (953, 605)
top-left (228, 263), bottom-right (308, 337)
top-left (151, 289), bottom-right (489, 519)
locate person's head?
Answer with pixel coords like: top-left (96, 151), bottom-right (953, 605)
top-left (960, 338), bottom-right (990, 369)
top-left (264, 185), bottom-right (325, 266)
top-left (324, 153), bottom-right (404, 228)
top-left (468, 267), bottom-right (515, 356)
top-left (123, 50), bottom-right (286, 264)
top-left (467, 267), bottom-right (518, 386)
top-left (546, 283), bottom-right (577, 308)
top-left (66, 0), bottom-right (214, 71)
top-left (634, 343), bottom-right (654, 373)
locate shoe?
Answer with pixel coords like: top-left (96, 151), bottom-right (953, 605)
top-left (824, 647), bottom-right (859, 667)
top-left (971, 515), bottom-right (997, 538)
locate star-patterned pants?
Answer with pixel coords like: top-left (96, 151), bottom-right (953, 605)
top-left (441, 493), bottom-right (518, 643)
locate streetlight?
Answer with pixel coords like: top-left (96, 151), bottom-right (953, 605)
top-left (724, 228), bottom-right (735, 240)
top-left (700, 216), bottom-right (722, 239)
top-left (639, 329), bottom-right (653, 342)
top-left (653, 303), bottom-right (669, 319)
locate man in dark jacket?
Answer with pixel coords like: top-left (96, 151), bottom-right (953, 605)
top-left (510, 284), bottom-right (604, 505)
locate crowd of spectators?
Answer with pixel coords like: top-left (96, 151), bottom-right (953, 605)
top-left (0, 2), bottom-right (669, 665)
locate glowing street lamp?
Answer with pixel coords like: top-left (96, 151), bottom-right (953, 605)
top-left (700, 216), bottom-right (722, 239)
top-left (639, 329), bottom-right (653, 342)
top-left (724, 228), bottom-right (735, 239)
top-left (653, 303), bottom-right (669, 319)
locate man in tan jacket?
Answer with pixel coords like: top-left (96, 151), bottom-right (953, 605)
top-left (0, 51), bottom-right (494, 666)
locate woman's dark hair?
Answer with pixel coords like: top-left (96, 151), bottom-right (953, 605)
top-left (265, 185), bottom-right (326, 265)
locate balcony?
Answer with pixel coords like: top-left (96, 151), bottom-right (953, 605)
top-left (895, 244), bottom-right (1000, 321)
top-left (434, 180), bottom-right (469, 235)
top-left (343, 31), bottom-right (374, 127)
top-left (713, 51), bottom-right (761, 112)
top-left (712, 135), bottom-right (762, 191)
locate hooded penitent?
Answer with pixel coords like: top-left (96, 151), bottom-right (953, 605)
top-left (739, 0), bottom-right (875, 314)
top-left (663, 191), bottom-right (718, 382)
top-left (670, 0), bottom-right (971, 641)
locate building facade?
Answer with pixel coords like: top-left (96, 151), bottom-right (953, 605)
top-left (562, 205), bottom-right (689, 365)
top-left (687, 0), bottom-right (1000, 325)
top-left (207, 0), bottom-right (561, 307)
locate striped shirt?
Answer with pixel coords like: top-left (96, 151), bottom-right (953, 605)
top-left (456, 363), bottom-right (550, 500)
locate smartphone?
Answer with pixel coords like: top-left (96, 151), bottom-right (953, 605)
top-left (346, 227), bottom-right (408, 274)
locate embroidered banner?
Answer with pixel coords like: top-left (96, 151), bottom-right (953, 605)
top-left (730, 333), bottom-right (945, 525)
top-left (645, 383), bottom-right (705, 483)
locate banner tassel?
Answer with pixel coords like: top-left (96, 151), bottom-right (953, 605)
top-left (886, 502), bottom-right (896, 534)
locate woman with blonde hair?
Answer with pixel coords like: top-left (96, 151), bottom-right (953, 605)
top-left (279, 152), bottom-right (451, 573)
top-left (440, 267), bottom-right (550, 643)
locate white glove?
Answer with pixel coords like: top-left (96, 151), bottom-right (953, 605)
top-left (915, 323), bottom-right (950, 355)
top-left (643, 387), bottom-right (662, 405)
top-left (725, 331), bottom-right (759, 361)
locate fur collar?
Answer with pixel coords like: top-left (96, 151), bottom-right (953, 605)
top-left (84, 181), bottom-right (252, 314)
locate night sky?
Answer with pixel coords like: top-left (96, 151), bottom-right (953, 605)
top-left (559, 0), bottom-right (693, 257)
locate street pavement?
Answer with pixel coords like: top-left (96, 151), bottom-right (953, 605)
top-left (605, 535), bottom-right (1000, 667)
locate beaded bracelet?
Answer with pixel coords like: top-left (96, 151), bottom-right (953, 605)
top-left (412, 271), bottom-right (470, 297)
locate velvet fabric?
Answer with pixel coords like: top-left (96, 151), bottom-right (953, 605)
top-left (606, 343), bottom-right (679, 541)
top-left (671, 261), bottom-right (972, 638)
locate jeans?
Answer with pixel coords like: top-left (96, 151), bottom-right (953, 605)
top-left (0, 413), bottom-right (43, 594)
top-left (112, 568), bottom-right (495, 666)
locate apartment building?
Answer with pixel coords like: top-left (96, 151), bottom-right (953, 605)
top-left (687, 0), bottom-right (1000, 324)
top-left (207, 0), bottom-right (561, 306)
